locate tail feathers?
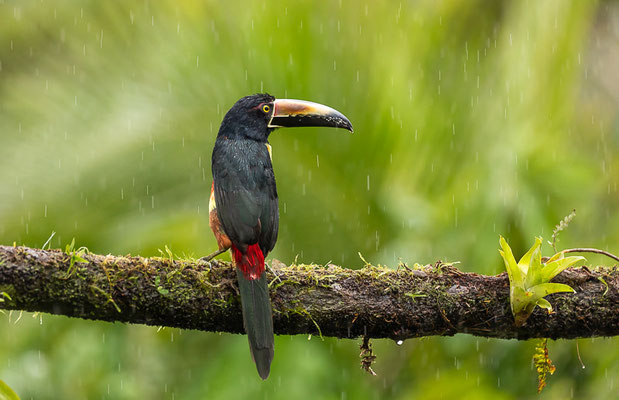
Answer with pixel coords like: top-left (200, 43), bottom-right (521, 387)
top-left (236, 267), bottom-right (274, 380)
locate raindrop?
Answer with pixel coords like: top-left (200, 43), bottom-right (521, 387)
top-left (396, 340), bottom-right (403, 345)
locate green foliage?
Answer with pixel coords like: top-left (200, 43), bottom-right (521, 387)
top-left (499, 236), bottom-right (584, 326)
top-left (0, 380), bottom-right (20, 400)
top-left (63, 238), bottom-right (88, 278)
top-left (0, 292), bottom-right (11, 303)
top-left (154, 276), bottom-right (170, 296)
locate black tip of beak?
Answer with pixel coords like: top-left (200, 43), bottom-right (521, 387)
top-left (336, 116), bottom-right (354, 133)
top-left (314, 112), bottom-right (353, 133)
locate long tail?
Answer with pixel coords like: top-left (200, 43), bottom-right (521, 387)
top-left (232, 243), bottom-right (274, 380)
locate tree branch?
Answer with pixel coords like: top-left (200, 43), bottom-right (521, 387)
top-left (0, 245), bottom-right (617, 340)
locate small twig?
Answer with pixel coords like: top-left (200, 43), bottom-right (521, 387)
top-left (359, 336), bottom-right (377, 376)
top-left (267, 259), bottom-right (284, 284)
top-left (563, 248), bottom-right (619, 263)
top-left (437, 300), bottom-right (456, 331)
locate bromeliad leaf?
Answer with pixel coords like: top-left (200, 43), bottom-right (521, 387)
top-left (518, 236), bottom-right (541, 277)
top-left (529, 283), bottom-right (575, 299)
top-left (0, 379), bottom-right (20, 400)
top-left (541, 256), bottom-right (585, 282)
top-left (522, 237), bottom-right (543, 288)
top-left (499, 236), bottom-right (523, 287)
top-left (499, 236), bottom-right (582, 326)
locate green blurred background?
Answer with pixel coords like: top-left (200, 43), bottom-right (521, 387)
top-left (1, 0), bottom-right (618, 398)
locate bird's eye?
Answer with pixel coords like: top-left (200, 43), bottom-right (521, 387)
top-left (262, 104), bottom-right (271, 113)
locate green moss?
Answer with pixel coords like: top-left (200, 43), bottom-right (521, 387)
top-left (0, 285), bottom-right (16, 302)
top-left (405, 292), bottom-right (427, 301)
top-left (89, 285), bottom-right (121, 313)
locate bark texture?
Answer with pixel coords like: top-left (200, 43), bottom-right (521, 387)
top-left (0, 245), bottom-right (617, 340)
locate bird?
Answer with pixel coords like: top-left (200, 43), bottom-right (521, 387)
top-left (205, 93), bottom-right (353, 379)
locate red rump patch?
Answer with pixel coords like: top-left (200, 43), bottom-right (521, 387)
top-left (232, 243), bottom-right (265, 280)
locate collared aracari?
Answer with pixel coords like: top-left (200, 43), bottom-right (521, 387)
top-left (207, 93), bottom-right (353, 379)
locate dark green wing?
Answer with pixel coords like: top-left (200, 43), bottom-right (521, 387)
top-left (212, 138), bottom-right (278, 254)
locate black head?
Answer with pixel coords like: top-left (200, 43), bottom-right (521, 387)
top-left (218, 93), bottom-right (276, 142)
top-left (217, 93), bottom-right (353, 142)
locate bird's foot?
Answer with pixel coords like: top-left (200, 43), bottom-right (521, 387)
top-left (198, 248), bottom-right (227, 268)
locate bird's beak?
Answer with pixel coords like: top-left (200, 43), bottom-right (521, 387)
top-left (268, 99), bottom-right (353, 132)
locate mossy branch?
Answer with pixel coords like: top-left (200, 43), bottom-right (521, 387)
top-left (0, 245), bottom-right (617, 340)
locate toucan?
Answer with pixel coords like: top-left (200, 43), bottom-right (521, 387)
top-left (205, 93), bottom-right (353, 379)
